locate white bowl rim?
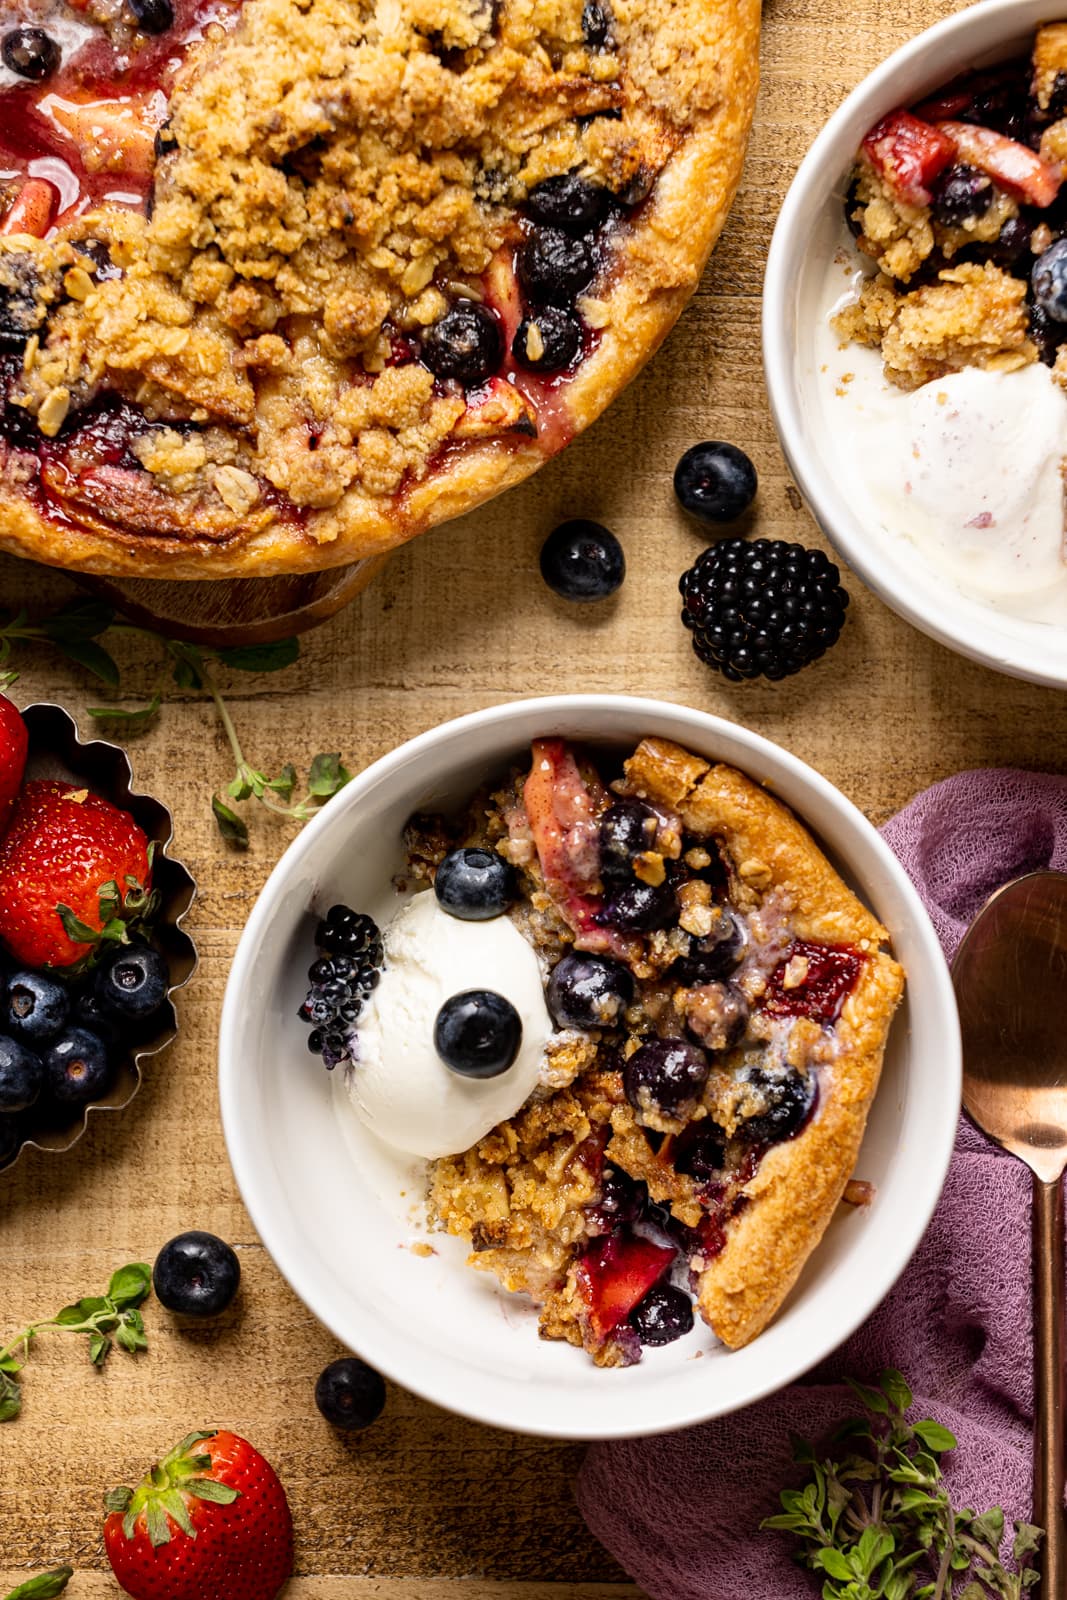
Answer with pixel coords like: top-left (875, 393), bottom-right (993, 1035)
top-left (219, 693), bottom-right (961, 1439)
top-left (762, 0), bottom-right (1067, 690)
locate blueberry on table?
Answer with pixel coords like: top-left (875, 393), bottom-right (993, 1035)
top-left (95, 946), bottom-right (169, 1021)
top-left (434, 847), bottom-right (515, 921)
top-left (600, 877), bottom-right (676, 932)
top-left (420, 301), bottom-right (503, 386)
top-left (127, 0), bottom-right (175, 33)
top-left (540, 519), bottom-right (625, 601)
top-left (43, 1028), bottom-right (111, 1107)
top-left (518, 227), bottom-right (597, 304)
top-left (629, 1282), bottom-right (694, 1345)
top-left (0, 1035), bottom-right (44, 1113)
top-left (512, 307), bottom-right (582, 373)
top-left (1, 25), bottom-right (60, 80)
top-left (674, 441), bottom-right (758, 524)
top-left (546, 951), bottom-right (634, 1030)
top-left (1033, 238), bottom-right (1067, 322)
top-left (525, 172), bottom-right (612, 235)
top-left (3, 969), bottom-right (69, 1045)
top-left (153, 1230), bottom-right (241, 1316)
top-left (623, 1037), bottom-right (709, 1119)
top-left (315, 1357), bottom-right (386, 1431)
top-left (434, 990), bottom-right (522, 1079)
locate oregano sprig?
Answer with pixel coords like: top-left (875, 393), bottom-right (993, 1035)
top-left (762, 1368), bottom-right (1042, 1600)
top-left (0, 601), bottom-right (352, 846)
top-left (0, 1262), bottom-right (151, 1423)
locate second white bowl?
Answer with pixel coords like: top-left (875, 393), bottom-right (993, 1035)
top-left (219, 696), bottom-right (960, 1439)
top-left (764, 0), bottom-right (1067, 688)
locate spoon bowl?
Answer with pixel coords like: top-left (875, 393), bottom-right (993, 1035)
top-left (953, 869), bottom-right (1067, 1598)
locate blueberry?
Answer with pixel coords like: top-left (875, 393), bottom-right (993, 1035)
top-left (0, 1113), bottom-right (21, 1168)
top-left (518, 227), bottom-right (597, 304)
top-left (546, 951), bottom-right (633, 1029)
top-left (1034, 238), bottom-right (1067, 322)
top-left (525, 172), bottom-right (612, 235)
top-left (512, 307), bottom-right (582, 373)
top-left (315, 1356), bottom-right (386, 1430)
top-left (629, 1282), bottom-right (694, 1345)
top-left (0, 1036), bottom-right (44, 1113)
top-left (540, 519), bottom-right (625, 601)
top-left (95, 946), bottom-right (168, 1021)
top-left (434, 847), bottom-right (515, 920)
top-left (127, 0), bottom-right (174, 32)
top-left (601, 878), bottom-right (677, 932)
top-left (421, 301), bottom-right (502, 386)
top-left (674, 441), bottom-right (757, 523)
top-left (69, 987), bottom-right (122, 1049)
top-left (586, 1162), bottom-right (644, 1229)
top-left (3, 970), bottom-right (69, 1045)
top-left (740, 1067), bottom-right (816, 1145)
top-left (43, 1028), bottom-right (111, 1108)
top-left (930, 163), bottom-right (994, 228)
top-left (623, 1037), bottom-right (709, 1119)
top-left (673, 1121), bottom-right (726, 1181)
top-left (599, 799), bottom-right (659, 883)
top-left (581, 1), bottom-right (612, 45)
top-left (2, 26), bottom-right (60, 80)
top-left (153, 1231), bottom-right (241, 1317)
top-left (672, 909), bottom-right (746, 985)
top-left (434, 990), bottom-right (522, 1078)
top-left (983, 214), bottom-right (1031, 267)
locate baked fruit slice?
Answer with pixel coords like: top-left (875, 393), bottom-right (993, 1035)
top-left (0, 0), bottom-right (759, 579)
top-left (428, 737), bottom-right (905, 1364)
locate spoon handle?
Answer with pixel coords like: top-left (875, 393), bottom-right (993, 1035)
top-left (1033, 1174), bottom-right (1066, 1598)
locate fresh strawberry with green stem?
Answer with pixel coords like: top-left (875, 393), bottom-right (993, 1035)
top-left (0, 692), bottom-right (28, 837)
top-left (0, 780), bottom-right (155, 969)
top-left (103, 1429), bottom-right (293, 1600)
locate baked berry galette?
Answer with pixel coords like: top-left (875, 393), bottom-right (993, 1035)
top-left (0, 0), bottom-right (758, 578)
top-left (412, 737), bottom-right (904, 1365)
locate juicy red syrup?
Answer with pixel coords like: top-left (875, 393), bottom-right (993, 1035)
top-left (762, 939), bottom-right (865, 1025)
top-left (0, 0), bottom-right (241, 223)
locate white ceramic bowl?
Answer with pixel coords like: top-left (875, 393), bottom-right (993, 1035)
top-left (219, 696), bottom-right (960, 1439)
top-left (764, 0), bottom-right (1067, 689)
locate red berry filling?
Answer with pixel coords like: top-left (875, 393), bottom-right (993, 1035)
top-left (574, 1229), bottom-right (675, 1343)
top-left (762, 939), bottom-right (865, 1024)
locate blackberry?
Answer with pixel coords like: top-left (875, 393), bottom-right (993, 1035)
top-left (299, 908), bottom-right (384, 1069)
top-left (679, 538), bottom-right (849, 682)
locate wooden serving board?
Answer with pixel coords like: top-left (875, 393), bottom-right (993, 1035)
top-left (73, 555), bottom-right (389, 646)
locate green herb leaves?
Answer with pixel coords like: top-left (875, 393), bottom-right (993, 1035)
top-left (0, 1263), bottom-right (151, 1422)
top-left (1, 603), bottom-right (355, 846)
top-left (762, 1369), bottom-right (1042, 1599)
top-left (2, 1568), bottom-right (74, 1600)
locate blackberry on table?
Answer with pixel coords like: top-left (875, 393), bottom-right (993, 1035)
top-left (679, 538), bottom-right (849, 682)
top-left (299, 906), bottom-right (384, 1070)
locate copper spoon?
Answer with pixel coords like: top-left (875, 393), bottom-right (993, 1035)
top-left (953, 869), bottom-right (1067, 1597)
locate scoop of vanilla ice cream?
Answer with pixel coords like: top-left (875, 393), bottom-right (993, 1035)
top-left (864, 363), bottom-right (1067, 612)
top-left (346, 890), bottom-right (553, 1158)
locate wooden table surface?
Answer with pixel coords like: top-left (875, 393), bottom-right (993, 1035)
top-left (4, 0), bottom-right (1067, 1589)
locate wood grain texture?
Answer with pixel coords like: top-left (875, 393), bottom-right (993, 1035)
top-left (4, 0), bottom-right (1067, 1588)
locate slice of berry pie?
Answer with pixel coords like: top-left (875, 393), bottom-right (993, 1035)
top-left (423, 736), bottom-right (905, 1364)
top-left (0, 0), bottom-right (759, 578)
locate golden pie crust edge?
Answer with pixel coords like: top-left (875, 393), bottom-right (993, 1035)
top-left (625, 738), bottom-right (906, 1351)
top-left (0, 0), bottom-right (760, 581)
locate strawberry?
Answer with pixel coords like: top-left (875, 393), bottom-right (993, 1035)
top-left (0, 693), bottom-right (28, 836)
top-left (574, 1230), bottom-right (675, 1343)
top-left (103, 1429), bottom-right (293, 1600)
top-left (861, 110), bottom-right (956, 207)
top-left (0, 780), bottom-right (154, 968)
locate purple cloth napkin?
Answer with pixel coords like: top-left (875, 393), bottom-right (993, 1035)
top-left (578, 768), bottom-right (1067, 1600)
